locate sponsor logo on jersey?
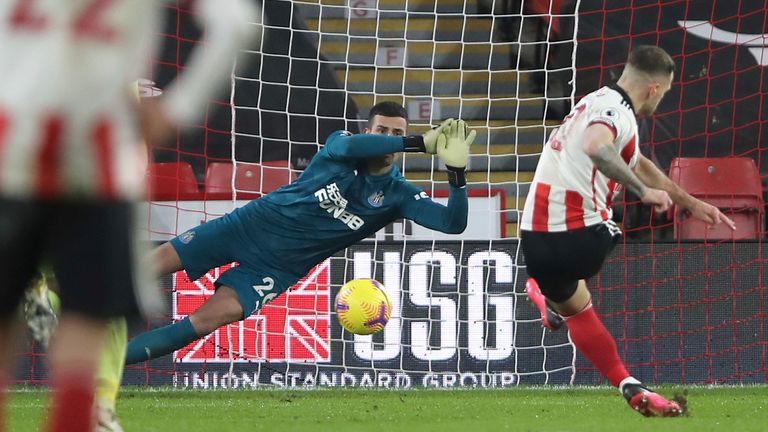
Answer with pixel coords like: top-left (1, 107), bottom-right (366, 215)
top-left (367, 190), bottom-right (385, 207)
top-left (413, 191), bottom-right (430, 200)
top-left (314, 183), bottom-right (365, 230)
top-left (179, 230), bottom-right (195, 244)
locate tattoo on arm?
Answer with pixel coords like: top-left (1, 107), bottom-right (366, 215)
top-left (589, 144), bottom-right (647, 197)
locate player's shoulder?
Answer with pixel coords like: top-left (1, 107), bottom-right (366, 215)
top-left (587, 86), bottom-right (634, 115)
top-left (325, 130), bottom-right (354, 145)
top-left (584, 86), bottom-right (636, 134)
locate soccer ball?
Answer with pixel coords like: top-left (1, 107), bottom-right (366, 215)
top-left (335, 279), bottom-right (392, 335)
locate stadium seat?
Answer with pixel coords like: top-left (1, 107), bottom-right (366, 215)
top-left (204, 160), bottom-right (297, 197)
top-left (147, 162), bottom-right (200, 200)
top-left (669, 157), bottom-right (763, 240)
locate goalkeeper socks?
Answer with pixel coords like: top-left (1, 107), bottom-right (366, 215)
top-left (46, 371), bottom-right (97, 432)
top-left (125, 317), bottom-right (198, 364)
top-left (564, 304), bottom-right (630, 387)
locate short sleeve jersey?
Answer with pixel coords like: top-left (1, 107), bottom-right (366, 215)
top-left (0, 1), bottom-right (160, 199)
top-left (520, 85), bottom-right (639, 232)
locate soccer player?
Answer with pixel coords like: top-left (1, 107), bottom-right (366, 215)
top-left (520, 45), bottom-right (735, 417)
top-left (23, 269), bottom-right (128, 432)
top-left (124, 102), bottom-right (476, 364)
top-left (0, 1), bottom-right (258, 431)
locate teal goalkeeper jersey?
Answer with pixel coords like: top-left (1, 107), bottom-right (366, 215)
top-left (228, 130), bottom-right (468, 279)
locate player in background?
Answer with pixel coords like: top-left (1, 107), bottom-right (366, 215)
top-left (0, 1), bottom-right (259, 431)
top-left (520, 45), bottom-right (735, 417)
top-left (122, 102), bottom-right (476, 365)
top-left (23, 269), bottom-right (128, 431)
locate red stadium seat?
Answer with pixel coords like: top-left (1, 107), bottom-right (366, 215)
top-left (147, 162), bottom-right (200, 200)
top-left (204, 160), bottom-right (297, 197)
top-left (669, 157), bottom-right (763, 240)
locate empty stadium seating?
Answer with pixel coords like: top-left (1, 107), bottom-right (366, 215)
top-left (204, 160), bottom-right (297, 198)
top-left (297, 2), bottom-right (557, 237)
top-left (147, 162), bottom-right (200, 200)
top-left (669, 157), bottom-right (763, 240)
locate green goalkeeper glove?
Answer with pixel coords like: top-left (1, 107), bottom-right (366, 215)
top-left (421, 118), bottom-right (454, 154)
top-left (437, 119), bottom-right (476, 187)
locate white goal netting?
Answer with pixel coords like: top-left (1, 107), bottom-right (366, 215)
top-left (137, 0), bottom-right (579, 389)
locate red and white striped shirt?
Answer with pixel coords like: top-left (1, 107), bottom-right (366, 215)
top-left (521, 86), bottom-right (639, 232)
top-left (0, 0), bottom-right (258, 200)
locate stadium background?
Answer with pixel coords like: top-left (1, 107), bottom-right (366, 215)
top-left (16, 0), bottom-right (768, 388)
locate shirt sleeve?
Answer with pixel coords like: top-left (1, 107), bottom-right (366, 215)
top-left (586, 106), bottom-right (625, 142)
top-left (397, 184), bottom-right (468, 234)
top-left (324, 131), bottom-right (407, 160)
top-left (586, 104), bottom-right (638, 167)
top-left (162, 0), bottom-right (260, 125)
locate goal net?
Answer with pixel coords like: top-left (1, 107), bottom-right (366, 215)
top-left (19, 0), bottom-right (767, 388)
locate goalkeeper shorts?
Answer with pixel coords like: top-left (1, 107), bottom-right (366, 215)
top-left (169, 213), bottom-right (296, 318)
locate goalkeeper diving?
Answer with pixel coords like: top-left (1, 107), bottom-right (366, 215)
top-left (124, 102), bottom-right (476, 364)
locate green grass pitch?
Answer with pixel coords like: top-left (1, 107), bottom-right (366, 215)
top-left (8, 386), bottom-right (768, 431)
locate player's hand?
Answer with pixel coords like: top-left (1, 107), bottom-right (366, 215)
top-left (437, 119), bottom-right (477, 169)
top-left (138, 97), bottom-right (176, 147)
top-left (640, 188), bottom-right (673, 214)
top-left (688, 199), bottom-right (737, 230)
top-left (422, 118), bottom-right (454, 154)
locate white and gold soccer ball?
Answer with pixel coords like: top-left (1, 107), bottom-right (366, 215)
top-left (335, 279), bottom-right (392, 335)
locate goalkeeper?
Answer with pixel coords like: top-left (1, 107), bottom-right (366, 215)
top-left (125, 102), bottom-right (476, 364)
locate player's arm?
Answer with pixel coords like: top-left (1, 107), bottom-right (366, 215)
top-left (397, 120), bottom-right (476, 234)
top-left (582, 124), bottom-right (672, 213)
top-left (324, 120), bottom-right (453, 160)
top-left (633, 154), bottom-right (736, 229)
top-left (141, 0), bottom-right (261, 144)
top-left (399, 187), bottom-right (468, 234)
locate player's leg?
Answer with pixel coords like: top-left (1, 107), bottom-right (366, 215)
top-left (125, 285), bottom-right (242, 364)
top-left (94, 317), bottom-right (127, 432)
top-left (46, 314), bottom-right (109, 432)
top-left (125, 264), bottom-right (287, 364)
top-left (0, 199), bottom-right (49, 431)
top-left (522, 222), bottom-right (681, 417)
top-left (550, 279), bottom-right (681, 416)
top-left (125, 213), bottom-right (260, 364)
top-left (89, 241), bottom-right (181, 430)
top-left (46, 200), bottom-right (158, 432)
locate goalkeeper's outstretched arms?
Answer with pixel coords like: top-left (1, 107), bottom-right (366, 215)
top-left (324, 119), bottom-right (453, 160)
top-left (398, 120), bottom-right (477, 234)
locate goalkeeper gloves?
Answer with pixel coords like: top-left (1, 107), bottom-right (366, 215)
top-left (420, 118), bottom-right (454, 154)
top-left (437, 119), bottom-right (476, 187)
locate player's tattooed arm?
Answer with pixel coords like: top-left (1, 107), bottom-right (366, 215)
top-left (582, 125), bottom-right (647, 197)
top-left (583, 124), bottom-right (672, 213)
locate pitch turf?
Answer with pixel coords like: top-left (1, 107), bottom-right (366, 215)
top-left (8, 386), bottom-right (768, 431)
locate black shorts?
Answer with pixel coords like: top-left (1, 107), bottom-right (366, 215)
top-left (520, 220), bottom-right (621, 303)
top-left (0, 198), bottom-right (158, 319)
